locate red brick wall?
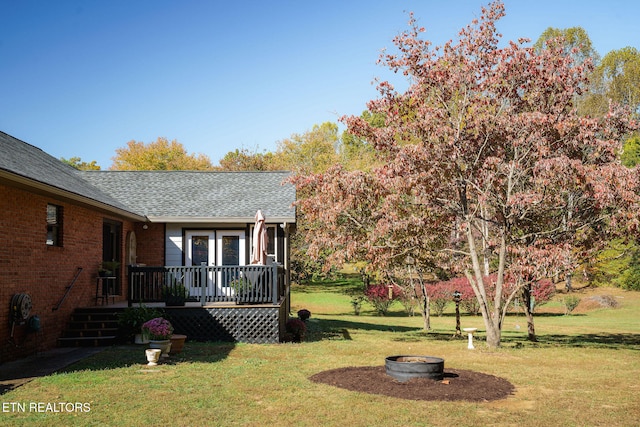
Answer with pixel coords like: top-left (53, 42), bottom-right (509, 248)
top-left (0, 183), bottom-right (135, 361)
top-left (133, 222), bottom-right (165, 266)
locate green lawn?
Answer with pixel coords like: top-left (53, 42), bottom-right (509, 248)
top-left (1, 280), bottom-right (639, 426)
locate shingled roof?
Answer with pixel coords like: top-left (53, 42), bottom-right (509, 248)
top-left (80, 170), bottom-right (296, 223)
top-left (1, 131), bottom-right (296, 224)
top-left (0, 131), bottom-right (145, 220)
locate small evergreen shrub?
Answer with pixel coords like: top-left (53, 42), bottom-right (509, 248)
top-left (562, 295), bottom-right (581, 315)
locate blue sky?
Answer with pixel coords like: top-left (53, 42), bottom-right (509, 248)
top-left (1, 0), bottom-right (638, 169)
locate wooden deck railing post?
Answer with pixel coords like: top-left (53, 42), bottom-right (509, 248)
top-left (199, 266), bottom-right (206, 305)
top-left (271, 264), bottom-right (278, 305)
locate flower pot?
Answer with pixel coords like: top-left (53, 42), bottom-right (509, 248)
top-left (169, 334), bottom-right (187, 355)
top-left (149, 339), bottom-right (171, 358)
top-left (145, 349), bottom-right (161, 366)
top-left (135, 331), bottom-right (150, 345)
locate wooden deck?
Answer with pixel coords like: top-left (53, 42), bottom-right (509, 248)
top-left (128, 265), bottom-right (286, 306)
top-left (71, 265), bottom-right (293, 344)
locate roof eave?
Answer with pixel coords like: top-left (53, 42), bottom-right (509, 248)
top-left (1, 169), bottom-right (147, 222)
top-left (147, 216), bottom-right (296, 224)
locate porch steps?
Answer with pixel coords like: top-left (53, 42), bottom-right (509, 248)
top-left (58, 308), bottom-right (124, 348)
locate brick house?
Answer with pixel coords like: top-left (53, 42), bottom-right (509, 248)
top-left (0, 131), bottom-right (295, 362)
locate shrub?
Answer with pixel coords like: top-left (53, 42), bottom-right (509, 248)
top-left (396, 287), bottom-right (417, 316)
top-left (364, 284), bottom-right (402, 316)
top-left (432, 275), bottom-right (556, 316)
top-left (350, 295), bottom-right (366, 315)
top-left (429, 277), bottom-right (477, 315)
top-left (427, 280), bottom-right (455, 316)
top-left (285, 318), bottom-right (307, 342)
top-left (527, 279), bottom-right (556, 312)
top-left (562, 295), bottom-right (581, 315)
top-left (297, 309), bottom-right (311, 322)
top-left (460, 296), bottom-right (481, 315)
top-left (117, 305), bottom-right (163, 332)
top-left (620, 247), bottom-right (640, 290)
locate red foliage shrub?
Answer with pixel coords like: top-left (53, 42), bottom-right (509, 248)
top-left (429, 277), bottom-right (478, 315)
top-left (432, 275), bottom-right (556, 315)
top-left (427, 280), bottom-right (456, 316)
top-left (527, 279), bottom-right (555, 312)
top-left (364, 284), bottom-right (402, 315)
top-left (284, 318), bottom-right (307, 342)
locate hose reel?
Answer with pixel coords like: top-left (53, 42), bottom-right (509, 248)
top-left (10, 293), bottom-right (32, 322)
top-left (10, 293), bottom-right (32, 339)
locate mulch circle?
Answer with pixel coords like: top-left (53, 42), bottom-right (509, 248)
top-left (309, 366), bottom-right (515, 402)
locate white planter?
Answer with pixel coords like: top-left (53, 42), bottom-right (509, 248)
top-left (145, 349), bottom-right (161, 366)
top-left (149, 339), bottom-right (171, 358)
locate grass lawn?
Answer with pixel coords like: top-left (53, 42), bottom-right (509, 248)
top-left (1, 279), bottom-right (639, 426)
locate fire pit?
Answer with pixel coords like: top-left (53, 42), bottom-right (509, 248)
top-left (385, 355), bottom-right (444, 382)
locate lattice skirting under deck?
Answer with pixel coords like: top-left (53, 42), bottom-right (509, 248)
top-left (164, 305), bottom-right (287, 344)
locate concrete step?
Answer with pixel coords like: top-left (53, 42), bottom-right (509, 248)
top-left (58, 308), bottom-right (122, 348)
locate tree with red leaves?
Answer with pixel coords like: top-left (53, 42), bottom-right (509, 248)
top-left (290, 1), bottom-right (638, 347)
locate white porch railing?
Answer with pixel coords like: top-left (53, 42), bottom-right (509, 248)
top-left (128, 264), bottom-right (285, 306)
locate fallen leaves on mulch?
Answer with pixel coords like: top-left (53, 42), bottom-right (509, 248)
top-left (309, 366), bottom-right (515, 402)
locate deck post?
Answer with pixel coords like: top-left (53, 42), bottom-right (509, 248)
top-left (271, 264), bottom-right (278, 305)
top-left (200, 266), bottom-right (207, 306)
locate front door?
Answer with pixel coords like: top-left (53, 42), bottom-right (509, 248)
top-left (185, 231), bottom-right (216, 297)
top-left (217, 231), bottom-right (246, 293)
top-left (185, 230), bottom-right (246, 297)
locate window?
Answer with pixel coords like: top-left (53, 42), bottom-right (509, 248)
top-left (46, 204), bottom-right (63, 246)
top-left (266, 226), bottom-right (276, 257)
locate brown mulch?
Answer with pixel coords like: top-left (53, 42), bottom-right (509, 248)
top-left (309, 366), bottom-right (515, 402)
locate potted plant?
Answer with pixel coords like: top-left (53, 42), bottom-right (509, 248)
top-left (142, 317), bottom-right (174, 357)
top-left (230, 276), bottom-right (251, 302)
top-left (99, 261), bottom-right (120, 277)
top-left (162, 279), bottom-right (189, 306)
top-left (169, 333), bottom-right (187, 355)
top-left (117, 305), bottom-right (162, 343)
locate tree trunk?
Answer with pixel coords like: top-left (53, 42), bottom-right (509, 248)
top-left (565, 271), bottom-right (573, 292)
top-left (421, 294), bottom-right (431, 331)
top-left (465, 217), bottom-right (502, 348)
top-left (407, 265), bottom-right (430, 331)
top-left (418, 277), bottom-right (430, 331)
top-left (485, 321), bottom-right (502, 348)
top-left (521, 284), bottom-right (537, 342)
top-left (480, 204), bottom-right (491, 276)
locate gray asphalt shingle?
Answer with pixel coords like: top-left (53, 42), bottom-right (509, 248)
top-left (0, 131), bottom-right (139, 215)
top-left (2, 131), bottom-right (296, 222)
top-left (80, 170), bottom-right (296, 221)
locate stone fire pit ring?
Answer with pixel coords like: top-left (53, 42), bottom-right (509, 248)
top-left (385, 355), bottom-right (445, 382)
